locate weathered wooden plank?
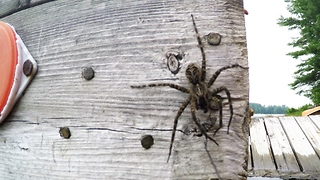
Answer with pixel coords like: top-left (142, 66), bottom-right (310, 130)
top-left (249, 118), bottom-right (275, 176)
top-left (264, 117), bottom-right (300, 172)
top-left (0, 0), bottom-right (55, 18)
top-left (309, 115), bottom-right (320, 130)
top-left (248, 134), bottom-right (252, 171)
top-left (279, 116), bottom-right (320, 172)
top-left (295, 116), bottom-right (320, 161)
top-left (0, 0), bottom-right (249, 179)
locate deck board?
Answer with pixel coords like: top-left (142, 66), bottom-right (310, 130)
top-left (309, 115), bottom-right (320, 130)
top-left (249, 115), bottom-right (320, 179)
top-left (249, 118), bottom-right (275, 175)
top-left (264, 117), bottom-right (300, 172)
top-left (295, 116), bottom-right (320, 160)
top-left (279, 116), bottom-right (320, 172)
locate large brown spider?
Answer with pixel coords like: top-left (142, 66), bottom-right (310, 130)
top-left (131, 14), bottom-right (248, 162)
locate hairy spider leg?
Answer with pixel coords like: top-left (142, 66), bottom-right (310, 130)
top-left (131, 83), bottom-right (189, 93)
top-left (207, 64), bottom-right (248, 88)
top-left (191, 14), bottom-right (206, 81)
top-left (167, 96), bottom-right (191, 162)
top-left (204, 138), bottom-right (221, 180)
top-left (211, 86), bottom-right (233, 134)
top-left (211, 96), bottom-right (223, 136)
top-left (190, 97), bottom-right (219, 145)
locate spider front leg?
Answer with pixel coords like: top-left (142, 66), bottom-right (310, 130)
top-left (131, 83), bottom-right (189, 93)
top-left (211, 86), bottom-right (233, 134)
top-left (190, 97), bottom-right (219, 146)
top-left (191, 14), bottom-right (206, 81)
top-left (207, 63), bottom-right (249, 88)
top-left (167, 96), bottom-right (191, 162)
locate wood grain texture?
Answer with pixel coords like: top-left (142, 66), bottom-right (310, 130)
top-left (249, 118), bottom-right (275, 176)
top-left (264, 117), bottom-right (299, 173)
top-left (249, 116), bottom-right (320, 179)
top-left (0, 0), bottom-right (249, 179)
top-left (0, 0), bottom-right (55, 18)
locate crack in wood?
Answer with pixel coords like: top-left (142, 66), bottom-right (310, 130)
top-left (86, 127), bottom-right (132, 134)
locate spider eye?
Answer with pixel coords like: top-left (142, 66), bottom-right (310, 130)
top-left (186, 63), bottom-right (201, 84)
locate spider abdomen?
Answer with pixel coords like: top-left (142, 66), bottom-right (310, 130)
top-left (190, 82), bottom-right (210, 113)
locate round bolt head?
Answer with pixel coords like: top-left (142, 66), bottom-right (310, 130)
top-left (59, 127), bottom-right (71, 139)
top-left (205, 33), bottom-right (221, 46)
top-left (141, 134), bottom-right (154, 149)
top-left (23, 59), bottom-right (33, 76)
top-left (82, 67), bottom-right (95, 80)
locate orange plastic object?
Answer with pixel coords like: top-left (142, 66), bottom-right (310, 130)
top-left (0, 21), bottom-right (37, 123)
top-left (0, 21), bottom-right (18, 115)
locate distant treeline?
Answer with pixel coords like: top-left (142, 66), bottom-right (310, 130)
top-left (250, 103), bottom-right (289, 114)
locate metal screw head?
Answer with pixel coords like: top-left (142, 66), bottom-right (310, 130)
top-left (205, 33), bottom-right (221, 46)
top-left (23, 60), bottom-right (33, 76)
top-left (141, 134), bottom-right (154, 149)
top-left (82, 67), bottom-right (95, 80)
top-left (59, 127), bottom-right (71, 139)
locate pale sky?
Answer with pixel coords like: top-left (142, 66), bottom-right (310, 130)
top-left (244, 0), bottom-right (312, 108)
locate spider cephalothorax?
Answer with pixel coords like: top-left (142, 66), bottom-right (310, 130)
top-left (131, 14), bottom-right (248, 162)
top-left (186, 63), bottom-right (210, 113)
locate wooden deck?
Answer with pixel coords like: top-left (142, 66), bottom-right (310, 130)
top-left (248, 115), bottom-right (320, 179)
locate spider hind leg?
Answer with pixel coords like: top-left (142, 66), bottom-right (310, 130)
top-left (211, 86), bottom-right (233, 134)
top-left (191, 97), bottom-right (219, 146)
top-left (167, 96), bottom-right (191, 162)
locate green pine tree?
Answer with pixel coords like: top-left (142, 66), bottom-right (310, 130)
top-left (278, 0), bottom-right (320, 104)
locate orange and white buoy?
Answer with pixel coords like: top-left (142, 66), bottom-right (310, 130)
top-left (0, 21), bottom-right (37, 123)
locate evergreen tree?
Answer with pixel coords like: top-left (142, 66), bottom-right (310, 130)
top-left (278, 0), bottom-right (320, 104)
top-left (250, 103), bottom-right (289, 114)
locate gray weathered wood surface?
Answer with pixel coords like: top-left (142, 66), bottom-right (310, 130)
top-left (0, 0), bottom-right (54, 18)
top-left (0, 0), bottom-right (249, 179)
top-left (249, 115), bottom-right (320, 179)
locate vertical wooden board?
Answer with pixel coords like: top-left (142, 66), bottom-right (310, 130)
top-left (295, 116), bottom-right (320, 161)
top-left (279, 117), bottom-right (320, 172)
top-left (249, 118), bottom-right (275, 174)
top-left (264, 117), bottom-right (300, 172)
top-left (0, 0), bottom-right (249, 179)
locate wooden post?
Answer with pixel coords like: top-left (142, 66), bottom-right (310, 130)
top-left (0, 0), bottom-right (249, 179)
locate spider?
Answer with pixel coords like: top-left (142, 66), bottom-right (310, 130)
top-left (131, 14), bottom-right (248, 162)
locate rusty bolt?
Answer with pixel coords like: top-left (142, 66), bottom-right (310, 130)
top-left (82, 67), bottom-right (95, 80)
top-left (59, 127), bottom-right (71, 139)
top-left (205, 33), bottom-right (221, 46)
top-left (23, 60), bottom-right (33, 76)
top-left (141, 134), bottom-right (154, 149)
